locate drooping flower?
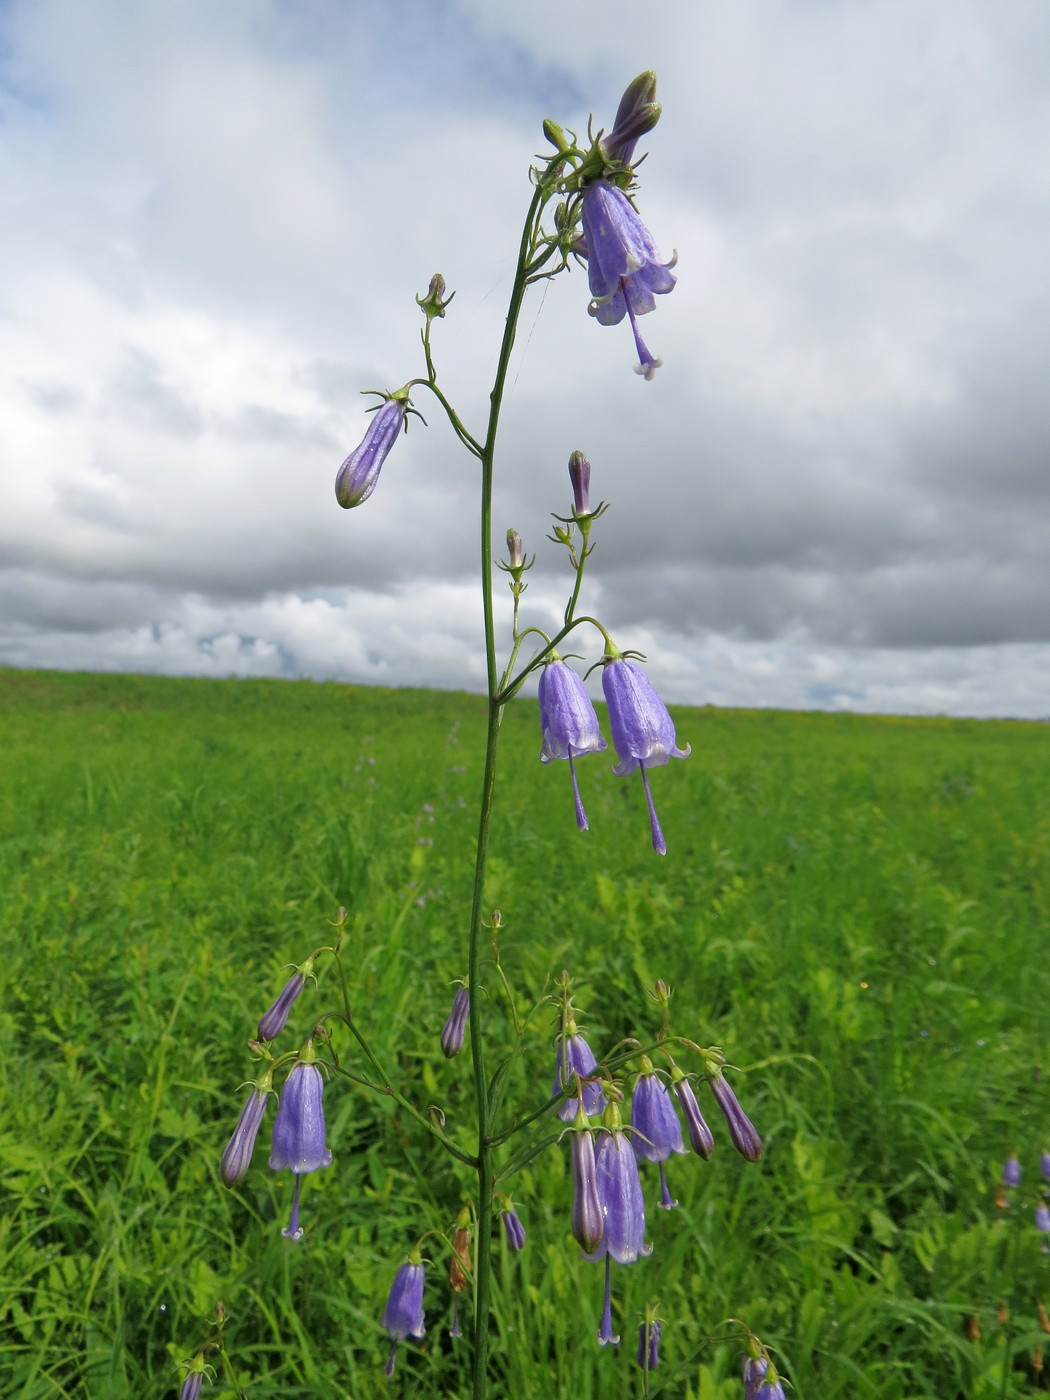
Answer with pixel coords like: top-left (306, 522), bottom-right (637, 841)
top-left (583, 1109), bottom-right (653, 1347)
top-left (381, 1255), bottom-right (426, 1376)
top-left (601, 654), bottom-right (689, 855)
top-left (268, 1054), bottom-right (333, 1240)
top-left (258, 963), bottom-right (312, 1042)
top-left (1003, 1156), bottom-right (1022, 1187)
top-left (501, 1205), bottom-right (527, 1251)
top-left (580, 180), bottom-right (675, 379)
top-left (179, 1365), bottom-right (206, 1400)
top-left (335, 395), bottom-right (408, 508)
top-left (1042, 1151), bottom-right (1050, 1182)
top-left (570, 1122), bottom-right (605, 1255)
top-left (539, 659), bottom-right (607, 831)
top-left (630, 1060), bottom-right (686, 1209)
top-left (671, 1072), bottom-right (715, 1160)
top-left (1036, 1205), bottom-right (1050, 1233)
top-left (220, 1075), bottom-right (271, 1185)
top-left (554, 1029), bottom-right (606, 1121)
top-left (440, 985), bottom-right (470, 1058)
top-left (707, 1072), bottom-right (763, 1163)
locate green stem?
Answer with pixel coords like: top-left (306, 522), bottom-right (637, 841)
top-left (468, 163), bottom-right (561, 1400)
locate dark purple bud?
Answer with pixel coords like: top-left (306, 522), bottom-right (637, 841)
top-left (1036, 1206), bottom-right (1050, 1232)
top-left (571, 1128), bottom-right (605, 1254)
top-left (335, 396), bottom-right (407, 508)
top-left (601, 656), bottom-right (689, 855)
top-left (568, 450), bottom-right (592, 516)
top-left (636, 1316), bottom-right (661, 1372)
top-left (554, 1032), bottom-right (607, 1121)
top-left (257, 971), bottom-right (306, 1042)
top-left (707, 1073), bottom-right (763, 1163)
top-left (580, 181), bottom-right (675, 378)
top-left (501, 1206), bottom-right (526, 1251)
top-left (539, 661), bottom-right (607, 832)
top-left (604, 71), bottom-right (661, 166)
top-left (672, 1076), bottom-right (715, 1159)
top-left (441, 986), bottom-right (470, 1058)
top-left (269, 1059), bottom-right (332, 1238)
top-left (220, 1081), bottom-right (270, 1185)
top-left (583, 1129), bottom-right (652, 1265)
top-left (1003, 1156), bottom-right (1022, 1187)
top-left (382, 1257), bottom-right (426, 1375)
top-left (179, 1371), bottom-right (204, 1400)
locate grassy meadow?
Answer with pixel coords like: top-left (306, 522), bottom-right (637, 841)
top-left (1, 666), bottom-right (1049, 1399)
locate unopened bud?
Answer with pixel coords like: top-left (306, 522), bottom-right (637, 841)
top-left (440, 986), bottom-right (470, 1058)
top-left (417, 272), bottom-right (453, 320)
top-left (542, 118), bottom-right (572, 153)
top-left (568, 450), bottom-right (591, 516)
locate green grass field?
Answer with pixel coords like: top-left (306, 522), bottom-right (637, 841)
top-left (2, 666), bottom-right (1049, 1399)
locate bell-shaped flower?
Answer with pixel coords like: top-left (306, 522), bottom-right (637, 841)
top-left (583, 1104), bottom-right (653, 1348)
top-left (743, 1356), bottom-right (769, 1398)
top-left (539, 659), bottom-right (607, 831)
top-left (440, 985), bottom-right (470, 1058)
top-left (221, 1073), bottom-right (271, 1185)
top-left (554, 1029), bottom-right (606, 1122)
top-left (335, 395), bottom-right (408, 508)
top-left (268, 1053), bottom-right (333, 1240)
top-left (707, 1071), bottom-right (763, 1163)
top-left (381, 1254), bottom-right (426, 1375)
top-left (178, 1364), bottom-right (206, 1400)
top-left (601, 654), bottom-right (689, 855)
top-left (580, 180), bottom-right (675, 379)
top-left (630, 1061), bottom-right (686, 1209)
top-left (1003, 1155), bottom-right (1022, 1187)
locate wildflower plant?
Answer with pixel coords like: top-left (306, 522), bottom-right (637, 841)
top-left (180, 73), bottom-right (777, 1400)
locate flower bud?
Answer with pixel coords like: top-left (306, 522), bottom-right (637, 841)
top-left (570, 1125), bottom-right (605, 1254)
top-left (220, 1076), bottom-right (271, 1185)
top-left (672, 1075), bottom-right (715, 1160)
top-left (636, 1312), bottom-right (661, 1372)
top-left (501, 1205), bottom-right (526, 1251)
top-left (257, 964), bottom-right (311, 1042)
top-left (416, 272), bottom-right (453, 319)
top-left (440, 986), bottom-right (470, 1058)
top-left (707, 1072), bottom-right (763, 1162)
top-left (1003, 1155), bottom-right (1022, 1187)
top-left (506, 529), bottom-right (524, 568)
top-left (568, 450), bottom-right (592, 516)
top-left (542, 117), bottom-right (572, 152)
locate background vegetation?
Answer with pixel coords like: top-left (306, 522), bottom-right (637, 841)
top-left (1, 666), bottom-right (1049, 1399)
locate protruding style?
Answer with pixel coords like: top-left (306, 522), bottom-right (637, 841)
top-left (601, 654), bottom-right (689, 854)
top-left (539, 659), bottom-right (607, 830)
top-left (382, 1256), bottom-right (426, 1376)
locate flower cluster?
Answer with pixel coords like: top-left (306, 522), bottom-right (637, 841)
top-left (998, 1150), bottom-right (1050, 1249)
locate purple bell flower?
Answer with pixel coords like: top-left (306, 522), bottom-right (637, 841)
top-left (630, 1064), bottom-right (685, 1209)
top-left (268, 1059), bottom-right (333, 1240)
top-left (580, 180), bottom-right (675, 379)
top-left (1041, 1152), bottom-right (1050, 1182)
top-left (1003, 1156), bottom-right (1022, 1187)
top-left (755, 1381), bottom-right (787, 1400)
top-left (257, 969), bottom-right (307, 1042)
top-left (601, 656), bottom-right (690, 855)
top-left (335, 396), bottom-right (407, 508)
top-left (583, 1128), bottom-right (652, 1267)
top-left (672, 1074), bottom-right (715, 1160)
top-left (221, 1078), bottom-right (270, 1185)
top-left (554, 1030), bottom-right (607, 1121)
top-left (539, 660), bottom-right (607, 831)
top-left (583, 1126), bottom-right (652, 1347)
top-left (1036, 1205), bottom-right (1050, 1232)
top-left (440, 985), bottom-right (470, 1058)
top-left (381, 1257), bottom-right (426, 1376)
top-left (571, 1126), bottom-right (605, 1255)
top-left (636, 1314), bottom-right (661, 1372)
top-left (708, 1073), bottom-right (763, 1163)
top-left (501, 1205), bottom-right (527, 1251)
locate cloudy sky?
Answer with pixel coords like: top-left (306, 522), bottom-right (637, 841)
top-left (2, 0), bottom-right (1049, 716)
